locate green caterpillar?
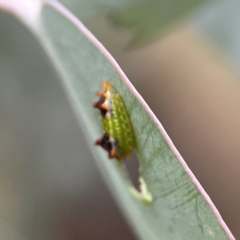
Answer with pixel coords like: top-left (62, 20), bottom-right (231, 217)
top-left (94, 81), bottom-right (135, 160)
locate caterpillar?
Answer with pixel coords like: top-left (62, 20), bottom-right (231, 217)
top-left (94, 80), bottom-right (135, 160)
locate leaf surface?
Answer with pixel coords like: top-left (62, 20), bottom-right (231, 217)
top-left (0, 1), bottom-right (234, 239)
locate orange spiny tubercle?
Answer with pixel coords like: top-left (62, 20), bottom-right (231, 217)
top-left (101, 102), bottom-right (108, 110)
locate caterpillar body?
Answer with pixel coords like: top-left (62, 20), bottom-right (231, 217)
top-left (94, 81), bottom-right (135, 160)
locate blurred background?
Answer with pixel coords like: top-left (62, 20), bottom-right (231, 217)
top-left (1, 0), bottom-right (240, 239)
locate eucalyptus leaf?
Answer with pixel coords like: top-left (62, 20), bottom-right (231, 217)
top-left (59, 0), bottom-right (209, 47)
top-left (196, 0), bottom-right (240, 68)
top-left (0, 1), bottom-right (235, 240)
top-left (108, 0), bottom-right (209, 47)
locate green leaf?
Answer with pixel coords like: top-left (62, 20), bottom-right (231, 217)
top-left (108, 0), bottom-right (209, 47)
top-left (59, 0), bottom-right (209, 47)
top-left (0, 1), bottom-right (234, 240)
